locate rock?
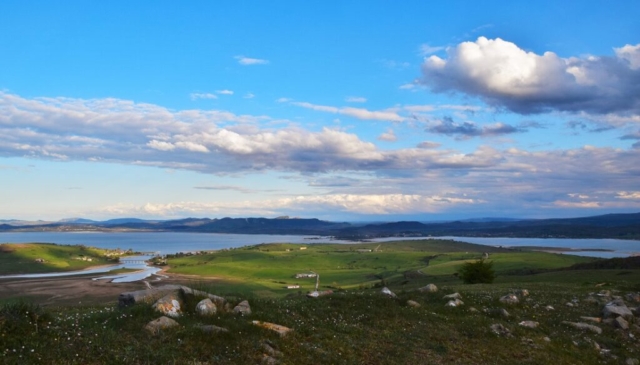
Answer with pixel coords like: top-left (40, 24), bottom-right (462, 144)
top-left (543, 337), bottom-right (551, 342)
top-left (517, 289), bottom-right (529, 297)
top-left (499, 294), bottom-right (519, 305)
top-left (489, 308), bottom-right (510, 318)
top-left (198, 325), bottom-right (229, 334)
top-left (381, 287), bottom-right (397, 298)
top-left (545, 305), bottom-right (555, 311)
top-left (603, 299), bottom-right (634, 319)
top-left (407, 300), bottom-right (420, 308)
top-left (261, 341), bottom-right (283, 357)
top-left (519, 321), bottom-right (539, 329)
top-left (252, 320), bottom-right (292, 337)
top-left (233, 300), bottom-right (252, 315)
top-left (614, 316), bottom-right (630, 330)
top-left (144, 316), bottom-right (179, 335)
top-left (626, 293), bottom-right (640, 303)
top-left (307, 290), bottom-right (333, 298)
top-left (490, 323), bottom-right (512, 337)
top-left (446, 299), bottom-right (464, 307)
top-left (598, 290), bottom-right (612, 297)
top-left (418, 284), bottom-right (438, 293)
top-left (119, 284), bottom-right (184, 307)
top-left (469, 307), bottom-right (479, 313)
top-left (195, 298), bottom-right (217, 316)
top-left (626, 358), bottom-right (639, 365)
top-left (580, 316), bottom-right (602, 323)
top-left (562, 321), bottom-right (603, 334)
top-left (153, 293), bottom-right (183, 317)
top-left (180, 287), bottom-right (227, 308)
top-left (262, 355), bottom-right (279, 365)
top-left (443, 292), bottom-right (462, 300)
top-left (566, 302), bottom-right (575, 307)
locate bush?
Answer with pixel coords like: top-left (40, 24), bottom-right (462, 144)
top-left (459, 259), bottom-right (496, 284)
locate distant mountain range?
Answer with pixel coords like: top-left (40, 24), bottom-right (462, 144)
top-left (1, 213), bottom-right (639, 239)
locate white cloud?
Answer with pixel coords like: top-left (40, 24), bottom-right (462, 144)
top-left (419, 43), bottom-right (445, 55)
top-left (244, 93), bottom-right (255, 99)
top-left (399, 83), bottom-right (416, 90)
top-left (147, 140), bottom-right (176, 151)
top-left (345, 96), bottom-right (367, 103)
top-left (216, 90), bottom-right (234, 95)
top-left (190, 93), bottom-right (218, 100)
top-left (420, 37), bottom-right (640, 117)
top-left (235, 55), bottom-right (269, 65)
top-left (377, 129), bottom-right (397, 142)
top-left (292, 101), bottom-right (404, 122)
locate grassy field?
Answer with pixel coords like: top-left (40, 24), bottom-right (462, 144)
top-left (166, 240), bottom-right (596, 297)
top-left (1, 239), bottom-right (639, 364)
top-left (0, 243), bottom-right (116, 275)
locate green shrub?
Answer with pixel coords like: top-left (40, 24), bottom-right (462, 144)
top-left (459, 259), bottom-right (496, 284)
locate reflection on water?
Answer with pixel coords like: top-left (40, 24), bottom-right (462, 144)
top-left (0, 255), bottom-right (162, 283)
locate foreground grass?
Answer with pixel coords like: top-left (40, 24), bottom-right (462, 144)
top-left (1, 277), bottom-right (639, 364)
top-left (0, 243), bottom-right (116, 275)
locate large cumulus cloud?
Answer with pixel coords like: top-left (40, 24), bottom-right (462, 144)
top-left (420, 37), bottom-right (640, 116)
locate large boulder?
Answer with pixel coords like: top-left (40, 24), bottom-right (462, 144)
top-left (603, 299), bottom-right (634, 319)
top-left (195, 298), bottom-right (217, 316)
top-left (418, 284), bottom-right (438, 293)
top-left (119, 285), bottom-right (184, 307)
top-left (153, 292), bottom-right (183, 317)
top-left (145, 316), bottom-right (179, 335)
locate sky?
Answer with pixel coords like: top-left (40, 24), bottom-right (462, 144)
top-left (1, 1), bottom-right (639, 222)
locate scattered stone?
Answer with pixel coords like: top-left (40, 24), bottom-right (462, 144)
top-left (198, 325), bottom-right (229, 334)
top-left (490, 308), bottom-right (510, 318)
top-left (381, 287), bottom-right (397, 298)
top-left (407, 300), bottom-right (420, 308)
top-left (595, 283), bottom-right (607, 287)
top-left (499, 294), bottom-right (519, 305)
top-left (443, 292), bottom-right (462, 300)
top-left (614, 316), bottom-right (630, 330)
top-left (262, 355), bottom-right (279, 365)
top-left (562, 321), bottom-right (603, 334)
top-left (469, 307), bottom-right (479, 313)
top-left (119, 284), bottom-right (184, 307)
top-left (418, 284), bottom-right (438, 293)
top-left (598, 290), bottom-right (612, 297)
top-left (543, 337), bottom-right (551, 342)
top-left (627, 358), bottom-right (639, 365)
top-left (490, 323), bottom-right (512, 337)
top-left (566, 302), bottom-right (575, 307)
top-left (519, 321), bottom-right (539, 329)
top-left (195, 298), bottom-right (217, 316)
top-left (446, 299), bottom-right (464, 307)
top-left (545, 305), bottom-right (555, 311)
top-left (252, 321), bottom-right (292, 337)
top-left (261, 341), bottom-right (283, 357)
top-left (153, 293), bottom-right (183, 318)
top-left (603, 299), bottom-right (634, 319)
top-left (144, 316), bottom-right (179, 335)
top-left (307, 290), bottom-right (333, 298)
top-left (626, 293), bottom-right (640, 303)
top-left (580, 316), bottom-right (602, 323)
top-left (233, 300), bottom-right (252, 315)
top-left (517, 289), bottom-right (529, 297)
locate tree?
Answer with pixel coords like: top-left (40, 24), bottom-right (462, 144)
top-left (458, 259), bottom-right (496, 284)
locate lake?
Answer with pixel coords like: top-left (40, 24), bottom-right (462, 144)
top-left (1, 231), bottom-right (639, 258)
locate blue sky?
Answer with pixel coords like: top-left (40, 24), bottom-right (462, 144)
top-left (1, 1), bottom-right (639, 221)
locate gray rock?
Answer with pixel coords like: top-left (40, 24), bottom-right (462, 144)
top-left (566, 302), bottom-right (575, 307)
top-left (517, 289), bottom-right (529, 297)
top-left (519, 320), bottom-right (539, 329)
top-left (199, 324), bottom-right (229, 334)
top-left (119, 284), bottom-right (184, 307)
top-left (544, 305), bottom-right (555, 311)
top-left (580, 316), bottom-right (602, 323)
top-left (418, 284), bottom-right (438, 293)
top-left (262, 355), bottom-right (279, 365)
top-left (195, 298), bottom-right (217, 316)
top-left (407, 300), bottom-right (420, 308)
top-left (446, 299), bottom-right (464, 307)
top-left (262, 341), bottom-right (283, 357)
top-left (562, 321), bottom-right (603, 334)
top-left (153, 293), bottom-right (183, 317)
top-left (499, 294), bottom-right (519, 305)
top-left (625, 293), bottom-right (640, 303)
top-left (443, 292), bottom-right (462, 300)
top-left (490, 323), bottom-right (512, 337)
top-left (252, 320), bottom-right (292, 337)
top-left (381, 287), bottom-right (397, 298)
top-left (145, 316), bottom-right (179, 335)
top-left (603, 300), bottom-right (634, 319)
top-left (614, 316), bottom-right (630, 330)
top-left (469, 307), bottom-right (479, 313)
top-left (626, 358), bottom-right (639, 365)
top-left (490, 308), bottom-right (510, 318)
top-left (233, 300), bottom-right (252, 315)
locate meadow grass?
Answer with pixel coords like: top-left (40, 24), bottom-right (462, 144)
top-left (0, 243), bottom-right (115, 275)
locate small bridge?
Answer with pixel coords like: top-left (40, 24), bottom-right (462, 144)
top-left (119, 258), bottom-right (148, 264)
top-left (119, 252), bottom-right (162, 264)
